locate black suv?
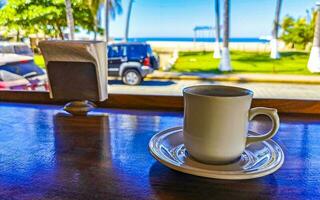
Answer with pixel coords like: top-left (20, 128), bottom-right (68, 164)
top-left (108, 42), bottom-right (159, 85)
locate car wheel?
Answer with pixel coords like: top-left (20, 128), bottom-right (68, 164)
top-left (122, 69), bottom-right (142, 85)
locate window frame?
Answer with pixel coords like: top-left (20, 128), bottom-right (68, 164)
top-left (0, 90), bottom-right (319, 114)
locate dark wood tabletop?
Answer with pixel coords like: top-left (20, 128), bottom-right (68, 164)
top-left (0, 102), bottom-right (319, 200)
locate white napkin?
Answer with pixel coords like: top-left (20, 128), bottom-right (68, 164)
top-left (39, 40), bottom-right (107, 101)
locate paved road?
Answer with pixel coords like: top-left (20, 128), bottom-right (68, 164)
top-left (108, 79), bottom-right (320, 100)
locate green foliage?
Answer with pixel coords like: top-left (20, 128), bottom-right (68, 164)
top-left (280, 11), bottom-right (316, 50)
top-left (34, 54), bottom-right (45, 68)
top-left (0, 0), bottom-right (96, 39)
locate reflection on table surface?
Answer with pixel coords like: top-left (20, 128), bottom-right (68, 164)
top-left (0, 102), bottom-right (319, 199)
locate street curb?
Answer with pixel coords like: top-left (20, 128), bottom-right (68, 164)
top-left (145, 74), bottom-right (320, 85)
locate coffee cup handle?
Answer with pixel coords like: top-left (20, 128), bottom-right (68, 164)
top-left (246, 107), bottom-right (280, 146)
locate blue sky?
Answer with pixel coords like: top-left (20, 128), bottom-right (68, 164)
top-left (108, 0), bottom-right (316, 38)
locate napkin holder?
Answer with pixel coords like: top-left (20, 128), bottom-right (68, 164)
top-left (39, 40), bottom-right (107, 115)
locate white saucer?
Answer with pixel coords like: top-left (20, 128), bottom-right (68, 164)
top-left (149, 127), bottom-right (284, 180)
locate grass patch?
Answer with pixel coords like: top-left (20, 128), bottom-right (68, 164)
top-left (34, 54), bottom-right (45, 69)
top-left (172, 51), bottom-right (313, 75)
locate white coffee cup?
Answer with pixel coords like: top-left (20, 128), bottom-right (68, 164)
top-left (183, 85), bottom-right (280, 164)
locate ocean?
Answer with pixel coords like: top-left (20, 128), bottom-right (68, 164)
top-left (114, 37), bottom-right (269, 43)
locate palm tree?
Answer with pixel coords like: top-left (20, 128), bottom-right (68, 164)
top-left (64, 0), bottom-right (75, 40)
top-left (86, 0), bottom-right (103, 40)
top-left (270, 0), bottom-right (283, 59)
top-left (308, 2), bottom-right (320, 73)
top-left (219, 0), bottom-right (231, 71)
top-left (107, 0), bottom-right (122, 41)
top-left (213, 0), bottom-right (221, 58)
top-left (124, 0), bottom-right (134, 42)
top-left (86, 0), bottom-right (122, 41)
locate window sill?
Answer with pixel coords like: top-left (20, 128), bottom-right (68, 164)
top-left (0, 90), bottom-right (319, 114)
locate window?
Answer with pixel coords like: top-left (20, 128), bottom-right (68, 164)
top-left (127, 44), bottom-right (147, 58)
top-left (108, 46), bottom-right (123, 58)
top-left (0, 0), bottom-right (318, 112)
top-left (0, 45), bottom-right (14, 54)
top-left (146, 45), bottom-right (153, 56)
top-left (14, 45), bottom-right (33, 56)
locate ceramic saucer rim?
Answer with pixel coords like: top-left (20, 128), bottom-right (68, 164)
top-left (149, 127), bottom-right (285, 180)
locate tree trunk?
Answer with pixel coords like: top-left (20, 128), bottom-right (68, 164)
top-left (272, 0), bottom-right (282, 40)
top-left (222, 0), bottom-right (229, 48)
top-left (104, 0), bottom-right (109, 79)
top-left (93, 15), bottom-right (98, 41)
top-left (104, 0), bottom-right (109, 42)
top-left (56, 23), bottom-right (65, 40)
top-left (125, 0), bottom-right (134, 42)
top-left (219, 0), bottom-right (232, 71)
top-left (270, 0), bottom-right (282, 59)
top-left (94, 31), bottom-right (97, 41)
top-left (16, 30), bottom-right (20, 42)
top-left (64, 0), bottom-right (75, 40)
top-left (213, 0), bottom-right (221, 58)
top-left (307, 3), bottom-right (320, 72)
top-left (313, 8), bottom-right (320, 48)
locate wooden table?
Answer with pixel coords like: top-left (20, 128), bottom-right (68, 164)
top-left (0, 102), bottom-right (319, 200)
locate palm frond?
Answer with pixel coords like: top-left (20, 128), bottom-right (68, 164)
top-left (108, 0), bottom-right (122, 19)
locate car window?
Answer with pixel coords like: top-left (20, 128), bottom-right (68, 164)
top-left (121, 46), bottom-right (127, 56)
top-left (127, 45), bottom-right (146, 58)
top-left (0, 70), bottom-right (24, 81)
top-left (1, 61), bottom-right (44, 77)
top-left (146, 45), bottom-right (153, 56)
top-left (14, 45), bottom-right (33, 55)
top-left (108, 46), bottom-right (119, 58)
top-left (0, 45), bottom-right (14, 54)
top-left (108, 45), bottom-right (126, 58)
